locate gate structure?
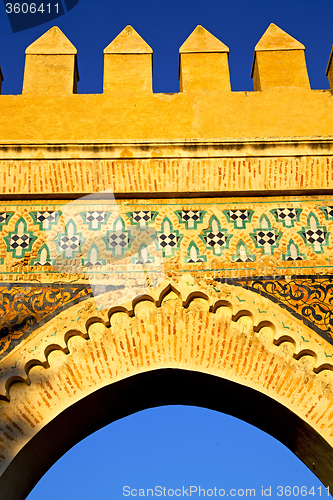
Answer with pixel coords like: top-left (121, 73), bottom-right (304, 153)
top-left (1, 23), bottom-right (333, 499)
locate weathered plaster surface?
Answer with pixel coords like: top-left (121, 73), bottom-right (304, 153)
top-left (1, 22), bottom-right (333, 498)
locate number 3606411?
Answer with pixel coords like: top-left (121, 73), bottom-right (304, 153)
top-left (5, 3), bottom-right (59, 14)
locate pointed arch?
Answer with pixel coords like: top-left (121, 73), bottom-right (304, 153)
top-left (1, 282), bottom-right (333, 498)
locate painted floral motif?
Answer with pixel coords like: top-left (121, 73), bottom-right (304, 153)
top-left (229, 276), bottom-right (333, 345)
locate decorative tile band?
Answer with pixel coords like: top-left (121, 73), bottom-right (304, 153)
top-left (1, 195), bottom-right (333, 359)
top-left (0, 197), bottom-right (333, 280)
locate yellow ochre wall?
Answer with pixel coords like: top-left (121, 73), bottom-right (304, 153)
top-left (1, 21), bottom-right (333, 500)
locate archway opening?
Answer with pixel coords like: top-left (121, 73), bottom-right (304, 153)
top-left (26, 405), bottom-right (328, 500)
top-left (2, 369), bottom-right (333, 499)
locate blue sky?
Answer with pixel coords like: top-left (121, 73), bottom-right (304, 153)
top-left (26, 406), bottom-right (329, 499)
top-left (0, 0), bottom-right (332, 498)
top-left (0, 0), bottom-right (332, 94)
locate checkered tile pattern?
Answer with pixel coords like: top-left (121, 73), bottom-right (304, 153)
top-left (58, 235), bottom-right (80, 253)
top-left (0, 213), bottom-right (11, 225)
top-left (204, 232), bottom-right (228, 248)
top-left (159, 233), bottom-right (179, 249)
top-left (85, 211), bottom-right (106, 226)
top-left (305, 229), bottom-right (327, 245)
top-left (34, 257), bottom-right (52, 266)
top-left (108, 231), bottom-right (129, 256)
top-left (276, 208), bottom-right (298, 226)
top-left (10, 234), bottom-right (31, 251)
top-left (131, 211), bottom-right (152, 225)
top-left (35, 211), bottom-right (58, 229)
top-left (187, 256), bottom-right (204, 263)
top-left (135, 257), bottom-right (153, 264)
top-left (325, 207), bottom-right (333, 218)
top-left (85, 260), bottom-right (102, 267)
top-left (235, 256), bottom-right (253, 262)
top-left (228, 210), bottom-right (250, 228)
top-left (180, 210), bottom-right (201, 227)
top-left (255, 231), bottom-right (278, 247)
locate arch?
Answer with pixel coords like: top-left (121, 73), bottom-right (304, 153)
top-left (1, 281), bottom-right (333, 499)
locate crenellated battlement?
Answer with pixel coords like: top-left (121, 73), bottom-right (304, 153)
top-left (22, 24), bottom-right (79, 95)
top-left (0, 23), bottom-right (333, 145)
top-left (1, 23), bottom-right (332, 95)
